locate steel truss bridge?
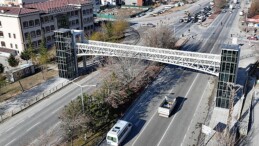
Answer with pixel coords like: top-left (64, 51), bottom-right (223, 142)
top-left (76, 40), bottom-right (221, 76)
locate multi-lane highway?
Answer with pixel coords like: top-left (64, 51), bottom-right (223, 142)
top-left (0, 1), bottom-right (240, 146)
top-left (119, 6), bottom-right (239, 146)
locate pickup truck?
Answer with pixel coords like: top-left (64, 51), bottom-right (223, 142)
top-left (158, 96), bottom-right (177, 118)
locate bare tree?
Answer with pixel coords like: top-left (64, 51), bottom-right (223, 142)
top-left (59, 100), bottom-right (89, 145)
top-left (144, 26), bottom-right (177, 49)
top-left (248, 0), bottom-right (259, 18)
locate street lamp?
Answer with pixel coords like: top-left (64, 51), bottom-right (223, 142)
top-left (68, 79), bottom-right (97, 113)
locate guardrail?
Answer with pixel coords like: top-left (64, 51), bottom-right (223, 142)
top-left (0, 80), bottom-right (71, 123)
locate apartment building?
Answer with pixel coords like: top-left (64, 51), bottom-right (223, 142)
top-left (0, 0), bottom-right (94, 54)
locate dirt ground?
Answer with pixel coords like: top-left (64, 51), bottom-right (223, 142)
top-left (0, 68), bottom-right (58, 102)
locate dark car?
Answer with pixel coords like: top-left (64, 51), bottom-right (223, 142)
top-left (179, 18), bottom-right (184, 23)
top-left (147, 23), bottom-right (156, 27)
top-left (247, 36), bottom-right (258, 40)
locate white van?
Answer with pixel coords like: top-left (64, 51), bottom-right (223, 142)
top-left (106, 120), bottom-right (132, 146)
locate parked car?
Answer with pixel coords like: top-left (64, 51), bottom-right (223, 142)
top-left (147, 23), bottom-right (156, 27)
top-left (247, 36), bottom-right (258, 40)
top-left (179, 18), bottom-right (184, 23)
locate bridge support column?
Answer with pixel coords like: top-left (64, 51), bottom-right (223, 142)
top-left (83, 56), bottom-right (87, 68)
top-left (215, 45), bottom-right (240, 109)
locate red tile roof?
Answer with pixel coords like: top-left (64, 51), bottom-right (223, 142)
top-left (25, 0), bottom-right (91, 13)
top-left (0, 6), bottom-right (39, 15)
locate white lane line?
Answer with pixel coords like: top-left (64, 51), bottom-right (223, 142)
top-left (132, 108), bottom-right (157, 146)
top-left (180, 78), bottom-right (209, 146)
top-left (26, 122), bottom-right (40, 132)
top-left (15, 118), bottom-right (25, 126)
top-left (157, 73), bottom-right (199, 146)
top-left (51, 106), bottom-right (63, 115)
top-left (5, 138), bottom-right (17, 146)
top-left (6, 126), bottom-right (15, 132)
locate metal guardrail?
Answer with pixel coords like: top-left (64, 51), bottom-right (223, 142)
top-left (0, 80), bottom-right (71, 123)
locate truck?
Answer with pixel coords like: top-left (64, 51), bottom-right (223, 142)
top-left (157, 96), bottom-right (177, 118)
top-left (229, 4), bottom-right (233, 10)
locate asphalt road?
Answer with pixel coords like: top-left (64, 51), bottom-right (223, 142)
top-left (0, 70), bottom-right (111, 146)
top-left (117, 6), bottom-right (239, 146)
top-left (0, 2), bottom-right (239, 146)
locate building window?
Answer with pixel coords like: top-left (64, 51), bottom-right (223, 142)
top-left (47, 36), bottom-right (51, 42)
top-left (38, 40), bottom-right (41, 45)
top-left (71, 11), bottom-right (75, 16)
top-left (44, 16), bottom-right (49, 23)
top-left (0, 21), bottom-right (2, 27)
top-left (0, 31), bottom-right (3, 37)
top-left (29, 20), bottom-right (34, 27)
top-left (36, 30), bottom-right (41, 36)
top-left (50, 25), bottom-right (55, 31)
top-left (8, 33), bottom-right (11, 38)
top-left (1, 41), bottom-right (5, 47)
top-left (15, 44), bottom-right (18, 49)
top-left (13, 34), bottom-right (16, 39)
top-left (83, 10), bottom-right (86, 15)
top-left (72, 20), bottom-right (75, 26)
top-left (35, 19), bottom-right (40, 26)
top-left (30, 31), bottom-right (36, 38)
top-left (46, 26), bottom-right (50, 33)
top-left (75, 11), bottom-right (78, 16)
top-left (76, 19), bottom-right (79, 24)
top-left (10, 43), bottom-right (13, 48)
top-left (50, 16), bottom-right (53, 21)
top-left (23, 21), bottom-right (28, 28)
top-left (24, 32), bottom-right (29, 39)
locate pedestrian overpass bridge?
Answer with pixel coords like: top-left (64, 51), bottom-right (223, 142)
top-left (54, 29), bottom-right (240, 109)
top-left (55, 29), bottom-right (223, 77)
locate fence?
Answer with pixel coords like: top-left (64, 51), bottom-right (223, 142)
top-left (0, 80), bottom-right (71, 123)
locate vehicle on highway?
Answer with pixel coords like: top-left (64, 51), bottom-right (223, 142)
top-left (247, 36), bottom-right (258, 40)
top-left (183, 16), bottom-right (191, 23)
top-left (147, 23), bottom-right (156, 27)
top-left (158, 96), bottom-right (177, 118)
top-left (106, 120), bottom-right (132, 146)
top-left (179, 18), bottom-right (184, 23)
top-left (151, 13), bottom-right (159, 17)
top-left (198, 16), bottom-right (206, 22)
top-left (222, 9), bottom-right (227, 13)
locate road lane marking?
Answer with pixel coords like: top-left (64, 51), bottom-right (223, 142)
top-left (132, 108), bottom-right (157, 146)
top-left (157, 73), bottom-right (199, 146)
top-left (51, 106), bottom-right (63, 115)
top-left (6, 126), bottom-right (15, 132)
top-left (130, 68), bottom-right (187, 146)
top-left (180, 78), bottom-right (209, 146)
top-left (26, 122), bottom-right (40, 132)
top-left (15, 119), bottom-right (25, 126)
top-left (5, 138), bottom-right (17, 146)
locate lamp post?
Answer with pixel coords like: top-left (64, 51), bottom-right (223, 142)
top-left (68, 80), bottom-right (97, 113)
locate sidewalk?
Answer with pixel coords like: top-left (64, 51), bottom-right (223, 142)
top-left (0, 77), bottom-right (68, 122)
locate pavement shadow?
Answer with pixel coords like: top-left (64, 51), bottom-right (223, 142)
top-left (122, 119), bottom-right (146, 145)
top-left (213, 122), bottom-right (226, 132)
top-left (170, 96), bottom-right (187, 117)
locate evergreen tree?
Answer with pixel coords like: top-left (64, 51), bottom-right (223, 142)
top-left (20, 50), bottom-right (30, 62)
top-left (8, 54), bottom-right (19, 67)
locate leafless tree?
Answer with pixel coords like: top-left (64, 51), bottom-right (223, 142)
top-left (59, 100), bottom-right (90, 145)
top-left (144, 26), bottom-right (177, 49)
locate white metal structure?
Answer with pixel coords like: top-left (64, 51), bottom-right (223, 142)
top-left (106, 120), bottom-right (132, 146)
top-left (76, 40), bottom-right (221, 76)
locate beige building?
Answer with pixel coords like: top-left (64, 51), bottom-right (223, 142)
top-left (0, 0), bottom-right (94, 54)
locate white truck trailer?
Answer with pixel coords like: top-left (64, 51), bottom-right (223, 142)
top-left (158, 96), bottom-right (177, 118)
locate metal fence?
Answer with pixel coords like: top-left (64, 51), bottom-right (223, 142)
top-left (0, 80), bottom-right (71, 123)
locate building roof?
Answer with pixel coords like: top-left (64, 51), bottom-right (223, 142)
top-left (24, 0), bottom-right (91, 13)
top-left (247, 15), bottom-right (259, 23)
top-left (0, 6), bottom-right (39, 15)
